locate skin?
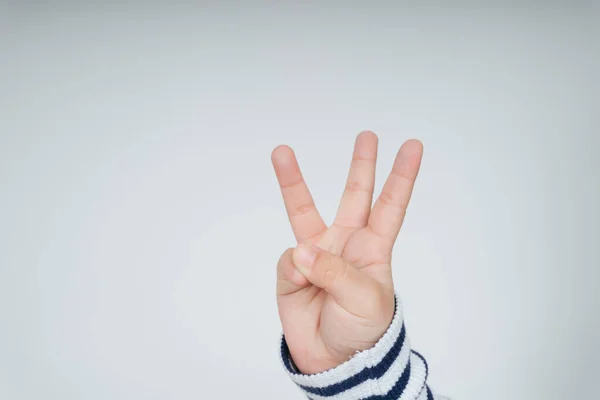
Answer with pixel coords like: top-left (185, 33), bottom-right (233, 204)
top-left (271, 131), bottom-right (424, 375)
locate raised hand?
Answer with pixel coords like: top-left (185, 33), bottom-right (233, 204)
top-left (271, 132), bottom-right (423, 375)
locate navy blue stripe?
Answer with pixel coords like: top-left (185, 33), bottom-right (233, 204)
top-left (304, 358), bottom-right (413, 400)
top-left (281, 336), bottom-right (296, 373)
top-left (361, 351), bottom-right (429, 400)
top-left (288, 322), bottom-right (406, 397)
top-left (426, 385), bottom-right (433, 400)
top-left (361, 355), bottom-right (412, 400)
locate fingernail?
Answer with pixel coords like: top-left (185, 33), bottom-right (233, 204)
top-left (294, 244), bottom-right (317, 274)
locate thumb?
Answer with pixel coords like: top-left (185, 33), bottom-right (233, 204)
top-left (292, 243), bottom-right (381, 318)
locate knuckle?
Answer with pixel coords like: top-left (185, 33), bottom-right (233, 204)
top-left (378, 191), bottom-right (395, 206)
top-left (345, 180), bottom-right (371, 193)
top-left (290, 201), bottom-right (315, 217)
top-left (378, 191), bottom-right (407, 210)
top-left (392, 170), bottom-right (414, 183)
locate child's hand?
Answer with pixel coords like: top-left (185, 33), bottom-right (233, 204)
top-left (271, 132), bottom-right (423, 374)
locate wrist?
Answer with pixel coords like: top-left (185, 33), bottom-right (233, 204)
top-left (281, 295), bottom-right (404, 381)
top-left (288, 289), bottom-right (396, 375)
top-left (280, 295), bottom-right (430, 399)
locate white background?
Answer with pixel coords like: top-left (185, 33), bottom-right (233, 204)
top-left (1, 3), bottom-right (599, 399)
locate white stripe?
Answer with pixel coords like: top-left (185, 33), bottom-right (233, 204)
top-left (285, 297), bottom-right (405, 388)
top-left (399, 353), bottom-right (428, 400)
top-left (303, 344), bottom-right (415, 400)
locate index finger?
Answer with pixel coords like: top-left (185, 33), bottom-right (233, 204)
top-left (271, 145), bottom-right (327, 243)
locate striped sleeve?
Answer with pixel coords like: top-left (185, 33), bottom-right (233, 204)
top-left (279, 296), bottom-right (449, 400)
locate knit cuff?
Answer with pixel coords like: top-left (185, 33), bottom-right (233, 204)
top-left (280, 296), bottom-right (430, 400)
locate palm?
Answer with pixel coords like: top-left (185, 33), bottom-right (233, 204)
top-left (271, 132), bottom-right (423, 374)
